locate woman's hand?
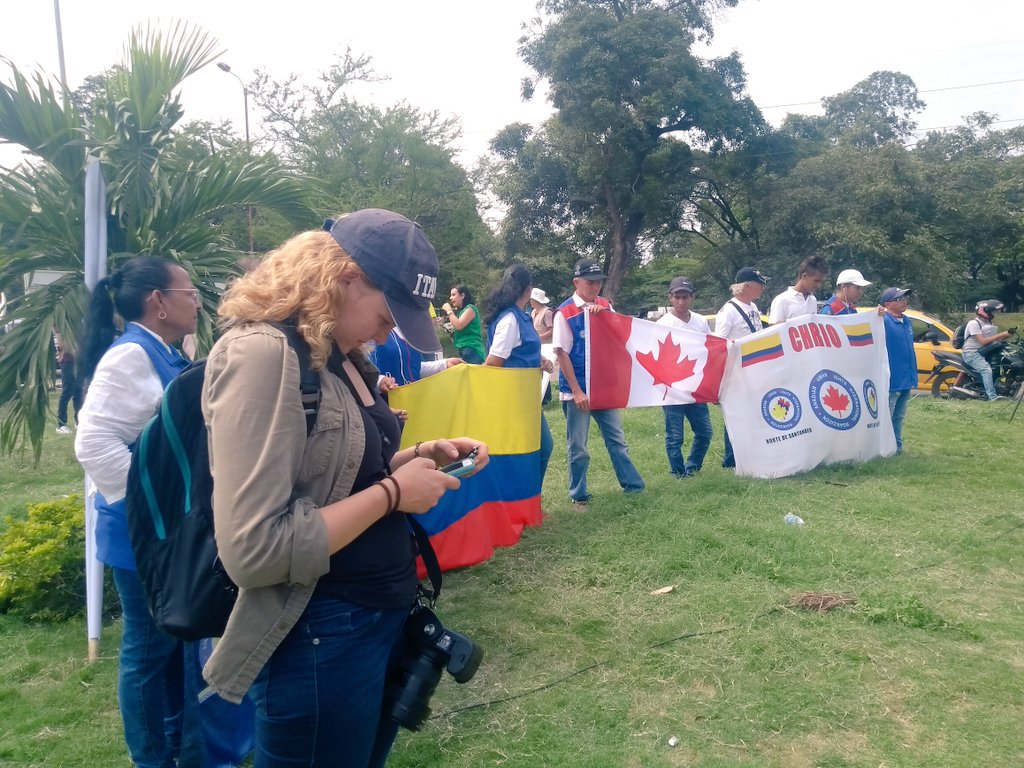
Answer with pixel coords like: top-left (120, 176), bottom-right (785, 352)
top-left (422, 438), bottom-right (490, 477)
top-left (390, 458), bottom-right (461, 514)
top-left (441, 302), bottom-right (454, 315)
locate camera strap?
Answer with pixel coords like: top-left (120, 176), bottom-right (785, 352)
top-left (406, 516), bottom-right (442, 605)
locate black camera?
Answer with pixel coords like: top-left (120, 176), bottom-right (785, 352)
top-left (384, 605), bottom-right (483, 731)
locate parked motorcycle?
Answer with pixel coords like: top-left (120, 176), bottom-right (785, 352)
top-left (926, 333), bottom-right (1024, 399)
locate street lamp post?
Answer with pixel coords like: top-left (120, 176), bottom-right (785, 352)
top-left (217, 62), bottom-right (254, 254)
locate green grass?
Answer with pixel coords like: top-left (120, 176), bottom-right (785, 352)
top-left (2, 395), bottom-right (1024, 766)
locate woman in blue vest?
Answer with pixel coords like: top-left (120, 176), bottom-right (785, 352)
top-left (484, 264), bottom-right (554, 486)
top-left (75, 256), bottom-right (252, 768)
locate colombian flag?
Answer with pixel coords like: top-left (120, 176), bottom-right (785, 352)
top-left (843, 323), bottom-right (874, 347)
top-left (740, 333), bottom-right (784, 367)
top-left (389, 365), bottom-right (542, 573)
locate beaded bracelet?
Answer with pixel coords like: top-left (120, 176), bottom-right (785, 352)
top-left (414, 441), bottom-right (423, 458)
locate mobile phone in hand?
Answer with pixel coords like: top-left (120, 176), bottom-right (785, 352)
top-left (439, 447), bottom-right (478, 478)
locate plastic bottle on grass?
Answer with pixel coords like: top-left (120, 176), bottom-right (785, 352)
top-left (784, 513), bottom-right (805, 526)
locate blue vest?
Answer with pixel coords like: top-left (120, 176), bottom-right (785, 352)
top-left (95, 324), bottom-right (190, 571)
top-left (487, 306), bottom-right (540, 370)
top-left (370, 330), bottom-right (422, 385)
top-left (557, 297), bottom-right (610, 395)
top-left (819, 295), bottom-right (857, 316)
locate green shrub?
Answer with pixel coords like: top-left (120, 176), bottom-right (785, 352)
top-left (0, 494), bottom-right (91, 621)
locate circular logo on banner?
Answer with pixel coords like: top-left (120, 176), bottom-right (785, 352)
top-left (761, 388), bottom-right (802, 431)
top-left (808, 369), bottom-right (861, 430)
top-left (863, 379), bottom-right (879, 420)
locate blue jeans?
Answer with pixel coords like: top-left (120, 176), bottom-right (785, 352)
top-left (540, 412), bottom-right (553, 490)
top-left (663, 404), bottom-right (712, 476)
top-left (562, 402), bottom-right (644, 501)
top-left (458, 347), bottom-right (484, 365)
top-left (113, 568), bottom-right (254, 768)
top-left (250, 595), bottom-right (409, 768)
top-left (889, 389), bottom-right (911, 453)
top-left (962, 347), bottom-right (997, 399)
top-left (722, 427), bottom-right (736, 468)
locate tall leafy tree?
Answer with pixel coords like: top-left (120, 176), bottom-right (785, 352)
top-left (251, 53), bottom-right (498, 302)
top-left (491, 0), bottom-right (763, 300)
top-left (0, 23), bottom-right (314, 459)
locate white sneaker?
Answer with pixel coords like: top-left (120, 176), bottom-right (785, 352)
top-left (56, 425), bottom-right (72, 434)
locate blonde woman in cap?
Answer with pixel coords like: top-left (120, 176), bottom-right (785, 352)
top-left (819, 268), bottom-right (871, 315)
top-left (713, 266), bottom-right (768, 467)
top-left (200, 210), bottom-right (489, 767)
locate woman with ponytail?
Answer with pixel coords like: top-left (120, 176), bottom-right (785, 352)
top-left (483, 264), bottom-right (554, 487)
top-left (75, 256), bottom-right (251, 768)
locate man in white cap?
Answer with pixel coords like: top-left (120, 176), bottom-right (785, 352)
top-left (819, 268), bottom-right (871, 315)
top-left (529, 287), bottom-right (554, 343)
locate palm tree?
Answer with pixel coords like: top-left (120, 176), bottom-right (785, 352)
top-left (0, 23), bottom-right (315, 459)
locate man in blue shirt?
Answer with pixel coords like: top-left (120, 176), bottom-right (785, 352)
top-left (880, 287), bottom-right (916, 453)
top-left (820, 268), bottom-right (871, 315)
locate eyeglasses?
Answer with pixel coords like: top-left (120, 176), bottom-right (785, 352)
top-left (162, 288), bottom-right (201, 300)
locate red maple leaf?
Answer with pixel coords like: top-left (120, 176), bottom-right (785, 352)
top-left (636, 334), bottom-right (697, 399)
top-left (822, 385), bottom-right (850, 414)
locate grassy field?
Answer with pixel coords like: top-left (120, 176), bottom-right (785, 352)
top-left (2, 393), bottom-right (1023, 767)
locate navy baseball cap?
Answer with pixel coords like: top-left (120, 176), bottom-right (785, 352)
top-left (573, 259), bottom-right (607, 280)
top-left (880, 287), bottom-right (912, 303)
top-left (325, 209), bottom-right (441, 354)
top-left (735, 266), bottom-right (768, 285)
top-left (669, 276), bottom-right (695, 295)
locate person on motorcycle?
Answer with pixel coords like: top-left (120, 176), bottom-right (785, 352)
top-left (962, 300), bottom-right (1014, 401)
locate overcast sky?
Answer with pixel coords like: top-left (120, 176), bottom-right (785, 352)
top-left (2, 0), bottom-right (1023, 168)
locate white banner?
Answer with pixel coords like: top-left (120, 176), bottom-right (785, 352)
top-left (720, 313), bottom-right (896, 478)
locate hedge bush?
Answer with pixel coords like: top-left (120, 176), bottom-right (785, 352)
top-left (0, 494), bottom-right (94, 621)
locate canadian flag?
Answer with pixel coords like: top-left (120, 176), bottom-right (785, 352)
top-left (586, 311), bottom-right (728, 410)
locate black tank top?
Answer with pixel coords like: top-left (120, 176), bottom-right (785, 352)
top-left (313, 354), bottom-right (417, 608)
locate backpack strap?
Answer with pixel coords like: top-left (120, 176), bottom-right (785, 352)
top-left (729, 300), bottom-right (758, 334)
top-left (270, 322), bottom-right (321, 436)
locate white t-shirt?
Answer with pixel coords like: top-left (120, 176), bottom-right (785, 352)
top-left (714, 299), bottom-right (763, 340)
top-left (962, 317), bottom-right (997, 352)
top-left (768, 287), bottom-right (817, 324)
top-left (488, 310), bottom-right (521, 360)
top-left (657, 310), bottom-right (711, 334)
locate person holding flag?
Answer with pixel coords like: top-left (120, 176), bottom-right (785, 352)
top-left (657, 277), bottom-right (713, 478)
top-left (552, 259), bottom-right (645, 506)
top-left (713, 266), bottom-right (768, 468)
top-left (484, 264), bottom-right (555, 488)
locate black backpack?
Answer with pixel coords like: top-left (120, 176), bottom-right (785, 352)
top-left (125, 324), bottom-right (320, 640)
top-left (951, 322), bottom-right (968, 350)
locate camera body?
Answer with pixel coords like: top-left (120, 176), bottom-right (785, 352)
top-left (384, 605), bottom-right (483, 731)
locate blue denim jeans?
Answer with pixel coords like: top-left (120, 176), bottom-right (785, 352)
top-left (113, 568), bottom-right (254, 768)
top-left (562, 402), bottom-right (644, 501)
top-left (722, 427), bottom-right (736, 468)
top-left (888, 389), bottom-right (911, 453)
top-left (962, 347), bottom-right (997, 399)
top-left (250, 595), bottom-right (409, 768)
top-left (662, 404), bottom-right (712, 476)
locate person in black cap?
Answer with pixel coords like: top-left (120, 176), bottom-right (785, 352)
top-left (552, 259), bottom-right (645, 505)
top-left (879, 287), bottom-right (916, 453)
top-left (200, 210), bottom-right (491, 766)
top-left (657, 277), bottom-right (713, 477)
top-left (713, 266), bottom-right (768, 468)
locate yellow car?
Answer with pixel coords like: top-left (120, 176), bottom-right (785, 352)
top-left (855, 307), bottom-right (959, 389)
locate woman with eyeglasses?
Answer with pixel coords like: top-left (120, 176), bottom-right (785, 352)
top-left (76, 256), bottom-right (252, 768)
